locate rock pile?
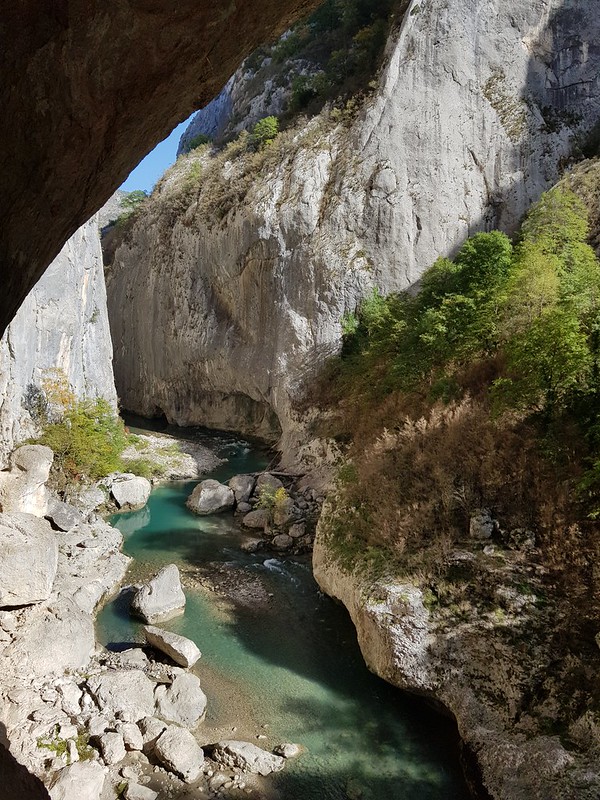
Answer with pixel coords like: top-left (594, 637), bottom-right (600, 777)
top-left (186, 471), bottom-right (324, 554)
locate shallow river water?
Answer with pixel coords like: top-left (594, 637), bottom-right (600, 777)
top-left (96, 429), bottom-right (471, 800)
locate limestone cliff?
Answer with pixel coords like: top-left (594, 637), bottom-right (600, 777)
top-left (0, 216), bottom-right (117, 465)
top-left (107, 0), bottom-right (600, 465)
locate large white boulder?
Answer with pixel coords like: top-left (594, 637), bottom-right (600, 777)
top-left (155, 672), bottom-right (207, 728)
top-left (0, 512), bottom-right (58, 606)
top-left (227, 474), bottom-right (255, 504)
top-left (186, 479), bottom-right (234, 515)
top-left (210, 740), bottom-right (285, 775)
top-left (110, 474), bottom-right (151, 510)
top-left (131, 564), bottom-right (186, 623)
top-left (154, 726), bottom-right (204, 782)
top-left (48, 761), bottom-right (107, 800)
top-left (0, 445), bottom-right (53, 516)
top-left (144, 625), bottom-right (201, 668)
top-left (86, 670), bottom-right (156, 722)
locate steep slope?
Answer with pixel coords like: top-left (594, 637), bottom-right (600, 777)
top-left (107, 0), bottom-right (600, 466)
top-left (0, 216), bottom-right (116, 465)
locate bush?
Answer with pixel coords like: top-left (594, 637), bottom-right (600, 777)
top-left (250, 116), bottom-right (279, 149)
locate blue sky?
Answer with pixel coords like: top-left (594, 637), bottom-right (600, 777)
top-left (120, 115), bottom-right (194, 194)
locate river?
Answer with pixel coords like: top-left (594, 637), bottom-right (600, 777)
top-left (96, 428), bottom-right (471, 800)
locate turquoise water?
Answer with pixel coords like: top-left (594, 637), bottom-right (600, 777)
top-left (97, 431), bottom-right (471, 800)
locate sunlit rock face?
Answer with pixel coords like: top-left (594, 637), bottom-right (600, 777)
top-left (0, 217), bottom-right (117, 466)
top-left (107, 0), bottom-right (600, 465)
top-left (0, 0), bottom-right (321, 335)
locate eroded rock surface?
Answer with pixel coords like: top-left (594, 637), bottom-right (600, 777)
top-left (131, 564), bottom-right (186, 623)
top-left (0, 513), bottom-right (58, 607)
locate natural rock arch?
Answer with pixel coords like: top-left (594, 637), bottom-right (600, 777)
top-left (0, 0), bottom-right (319, 336)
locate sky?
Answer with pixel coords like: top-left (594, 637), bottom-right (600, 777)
top-left (120, 115), bottom-right (194, 194)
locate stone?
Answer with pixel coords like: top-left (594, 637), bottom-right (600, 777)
top-left (255, 473), bottom-right (284, 493)
top-left (57, 681), bottom-right (83, 716)
top-left (154, 726), bottom-right (204, 782)
top-left (240, 537), bottom-right (262, 553)
top-left (0, 512), bottom-right (58, 606)
top-left (110, 475), bottom-right (151, 510)
top-left (86, 670), bottom-right (156, 723)
top-left (236, 501), bottom-right (252, 514)
top-left (48, 761), bottom-right (108, 800)
top-left (46, 497), bottom-right (84, 531)
top-left (87, 715), bottom-right (112, 738)
top-left (0, 445), bottom-right (53, 516)
top-left (273, 742), bottom-right (301, 758)
top-left (4, 597), bottom-right (94, 677)
top-left (210, 741), bottom-right (285, 775)
top-left (272, 533), bottom-right (293, 549)
top-left (469, 509), bottom-right (496, 540)
top-left (144, 625), bottom-right (201, 668)
top-left (118, 722), bottom-right (144, 751)
top-left (71, 485), bottom-right (107, 516)
top-left (228, 474), bottom-right (256, 504)
top-left (98, 731), bottom-right (126, 765)
top-left (114, 648), bottom-right (150, 670)
top-left (272, 497), bottom-right (294, 527)
top-left (125, 784), bottom-right (158, 800)
top-left (186, 479), bottom-right (235, 515)
top-left (242, 509), bottom-right (270, 530)
top-left (154, 673), bottom-right (207, 729)
top-left (131, 564), bottom-right (186, 623)
top-left (288, 523), bottom-right (305, 538)
top-left (138, 717), bottom-right (167, 753)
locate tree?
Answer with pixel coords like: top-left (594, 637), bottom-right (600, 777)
top-left (250, 116), bottom-right (279, 149)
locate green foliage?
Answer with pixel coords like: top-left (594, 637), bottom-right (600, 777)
top-left (188, 133), bottom-right (211, 150)
top-left (257, 485), bottom-right (289, 515)
top-left (121, 189), bottom-right (148, 210)
top-left (250, 116), bottom-right (279, 149)
top-left (35, 398), bottom-right (128, 488)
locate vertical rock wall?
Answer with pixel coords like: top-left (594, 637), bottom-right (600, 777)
top-left (0, 217), bottom-right (117, 465)
top-left (107, 0), bottom-right (600, 463)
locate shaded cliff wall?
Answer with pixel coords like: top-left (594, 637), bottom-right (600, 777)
top-left (107, 0), bottom-right (600, 463)
top-left (0, 216), bottom-right (116, 465)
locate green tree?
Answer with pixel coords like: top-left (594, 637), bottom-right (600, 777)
top-left (250, 116), bottom-right (279, 149)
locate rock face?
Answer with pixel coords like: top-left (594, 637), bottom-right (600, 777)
top-left (0, 0), bottom-right (321, 336)
top-left (86, 670), bottom-right (156, 723)
top-left (131, 564), bottom-right (186, 623)
top-left (186, 479), bottom-right (235, 515)
top-left (107, 0), bottom-right (600, 466)
top-left (0, 513), bottom-right (58, 607)
top-left (0, 217), bottom-right (117, 466)
top-left (312, 531), bottom-right (600, 800)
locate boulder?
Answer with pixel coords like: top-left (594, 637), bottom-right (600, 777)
top-left (144, 625), bottom-right (201, 668)
top-left (255, 473), bottom-right (284, 493)
top-left (236, 501), bottom-right (252, 515)
top-left (272, 533), bottom-right (293, 550)
top-left (4, 597), bottom-right (93, 677)
top-left (272, 497), bottom-right (294, 527)
top-left (469, 509), bottom-right (496, 539)
top-left (186, 479), bottom-right (234, 515)
top-left (131, 564), bottom-right (186, 623)
top-left (154, 726), bottom-right (204, 782)
top-left (48, 761), bottom-right (108, 800)
top-left (288, 523), bottom-right (305, 538)
top-left (210, 741), bottom-right (285, 775)
top-left (98, 731), bottom-right (126, 765)
top-left (118, 722), bottom-right (144, 752)
top-left (0, 512), bottom-right (58, 606)
top-left (46, 497), bottom-right (84, 531)
top-left (110, 475), bottom-right (151, 510)
top-left (86, 670), bottom-right (156, 722)
top-left (273, 742), bottom-right (302, 758)
top-left (154, 672), bottom-right (207, 728)
top-left (138, 716), bottom-right (167, 754)
top-left (125, 784), bottom-right (158, 800)
top-left (0, 445), bottom-right (53, 516)
top-left (228, 474), bottom-right (255, 504)
top-left (242, 509), bottom-right (270, 530)
top-left (240, 537), bottom-right (262, 553)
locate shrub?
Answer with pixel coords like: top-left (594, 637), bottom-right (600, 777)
top-left (250, 116), bottom-right (279, 149)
